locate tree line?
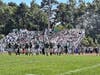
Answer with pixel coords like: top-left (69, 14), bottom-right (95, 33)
top-left (0, 0), bottom-right (100, 46)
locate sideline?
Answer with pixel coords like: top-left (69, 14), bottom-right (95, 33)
top-left (58, 64), bottom-right (100, 75)
top-left (26, 74), bottom-right (37, 75)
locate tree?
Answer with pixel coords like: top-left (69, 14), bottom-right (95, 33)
top-left (41, 0), bottom-right (58, 29)
top-left (78, 0), bottom-right (86, 16)
top-left (28, 0), bottom-right (48, 31)
top-left (15, 3), bottom-right (29, 29)
top-left (8, 2), bottom-right (17, 7)
top-left (0, 0), bottom-right (6, 7)
top-left (55, 3), bottom-right (68, 25)
top-left (4, 19), bottom-right (15, 35)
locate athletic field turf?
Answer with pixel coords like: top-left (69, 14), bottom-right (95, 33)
top-left (0, 54), bottom-right (100, 75)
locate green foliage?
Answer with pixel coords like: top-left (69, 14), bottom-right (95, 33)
top-left (96, 35), bottom-right (100, 44)
top-left (4, 19), bottom-right (15, 35)
top-left (82, 37), bottom-right (90, 46)
top-left (54, 25), bottom-right (64, 32)
top-left (0, 34), bottom-right (4, 39)
top-left (82, 36), bottom-right (96, 47)
top-left (65, 23), bottom-right (73, 29)
top-left (0, 0), bottom-right (100, 45)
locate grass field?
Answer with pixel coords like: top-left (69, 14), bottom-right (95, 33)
top-left (0, 54), bottom-right (100, 75)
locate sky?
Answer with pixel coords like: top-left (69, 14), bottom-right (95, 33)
top-left (3, 0), bottom-right (93, 6)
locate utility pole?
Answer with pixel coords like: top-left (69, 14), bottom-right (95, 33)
top-left (43, 0), bottom-right (51, 43)
top-left (48, 0), bottom-right (51, 29)
top-left (47, 0), bottom-right (51, 42)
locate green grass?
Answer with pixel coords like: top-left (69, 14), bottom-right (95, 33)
top-left (0, 54), bottom-right (100, 75)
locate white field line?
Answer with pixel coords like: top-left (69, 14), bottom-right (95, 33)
top-left (58, 64), bottom-right (100, 75)
top-left (26, 74), bottom-right (37, 75)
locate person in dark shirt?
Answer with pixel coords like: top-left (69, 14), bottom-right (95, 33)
top-left (57, 43), bottom-right (61, 55)
top-left (16, 48), bottom-right (20, 55)
top-left (44, 42), bottom-right (49, 56)
top-left (7, 43), bottom-right (12, 55)
top-left (25, 43), bottom-right (29, 55)
top-left (35, 43), bottom-right (39, 55)
top-left (41, 43), bottom-right (45, 55)
top-left (25, 43), bottom-right (29, 49)
top-left (49, 42), bottom-right (53, 55)
top-left (29, 42), bottom-right (32, 49)
top-left (64, 44), bottom-right (68, 54)
top-left (14, 43), bottom-right (18, 53)
top-left (29, 42), bottom-right (32, 56)
top-left (94, 47), bottom-right (99, 56)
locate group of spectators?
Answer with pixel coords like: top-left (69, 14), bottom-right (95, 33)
top-left (0, 29), bottom-right (99, 56)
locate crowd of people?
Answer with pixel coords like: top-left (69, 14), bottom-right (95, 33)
top-left (0, 29), bottom-right (100, 56)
